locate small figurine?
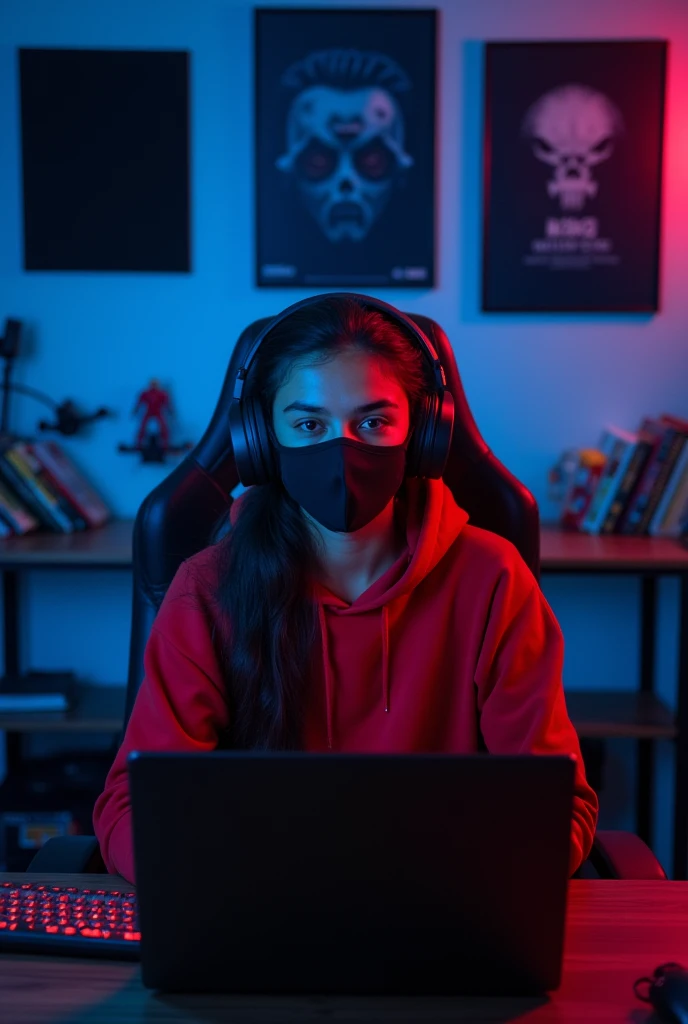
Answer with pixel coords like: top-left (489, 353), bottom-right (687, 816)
top-left (38, 399), bottom-right (111, 437)
top-left (118, 378), bottom-right (192, 464)
top-left (552, 448), bottom-right (607, 531)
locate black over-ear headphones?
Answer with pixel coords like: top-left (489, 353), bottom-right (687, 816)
top-left (228, 292), bottom-right (455, 486)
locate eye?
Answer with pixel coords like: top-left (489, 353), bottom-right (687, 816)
top-left (361, 417), bottom-right (388, 432)
top-left (295, 419), bottom-right (323, 433)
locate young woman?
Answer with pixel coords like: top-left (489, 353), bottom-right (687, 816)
top-left (93, 295), bottom-right (598, 883)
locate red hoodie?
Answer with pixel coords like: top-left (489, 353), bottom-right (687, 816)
top-left (93, 478), bottom-right (598, 883)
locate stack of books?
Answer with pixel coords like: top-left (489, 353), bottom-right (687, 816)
top-left (0, 437), bottom-right (111, 536)
top-left (558, 414), bottom-right (688, 536)
top-left (0, 672), bottom-right (77, 714)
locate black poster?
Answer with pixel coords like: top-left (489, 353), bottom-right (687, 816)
top-left (19, 48), bottom-right (190, 273)
top-left (255, 8), bottom-right (436, 288)
top-left (482, 41), bottom-right (667, 312)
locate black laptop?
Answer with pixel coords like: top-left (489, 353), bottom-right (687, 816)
top-left (128, 751), bottom-right (575, 996)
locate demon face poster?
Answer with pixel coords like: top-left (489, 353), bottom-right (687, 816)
top-left (255, 8), bottom-right (436, 288)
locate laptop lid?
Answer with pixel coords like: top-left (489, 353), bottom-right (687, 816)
top-left (128, 752), bottom-right (575, 995)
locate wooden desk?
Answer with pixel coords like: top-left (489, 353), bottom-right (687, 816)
top-left (1, 873), bottom-right (686, 1023)
top-left (540, 526), bottom-right (688, 880)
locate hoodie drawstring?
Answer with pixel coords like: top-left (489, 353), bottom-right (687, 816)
top-left (318, 601), bottom-right (392, 749)
top-left (382, 605), bottom-right (390, 713)
top-left (318, 602), bottom-right (335, 750)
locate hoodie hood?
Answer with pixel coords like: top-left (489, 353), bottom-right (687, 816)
top-left (230, 479), bottom-right (469, 747)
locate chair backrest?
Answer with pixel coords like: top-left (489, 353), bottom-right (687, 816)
top-left (124, 312), bottom-right (539, 727)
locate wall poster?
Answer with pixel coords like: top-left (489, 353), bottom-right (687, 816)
top-left (255, 8), bottom-right (436, 288)
top-left (482, 41), bottom-right (667, 312)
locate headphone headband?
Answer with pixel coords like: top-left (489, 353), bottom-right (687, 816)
top-left (232, 292), bottom-right (447, 401)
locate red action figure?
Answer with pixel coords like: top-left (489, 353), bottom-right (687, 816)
top-left (134, 378), bottom-right (171, 448)
top-left (118, 378), bottom-right (192, 463)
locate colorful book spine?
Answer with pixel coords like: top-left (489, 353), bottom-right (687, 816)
top-left (620, 423), bottom-right (677, 535)
top-left (0, 478), bottom-right (40, 535)
top-left (12, 441), bottom-right (88, 531)
top-left (581, 428), bottom-right (637, 534)
top-left (0, 442), bottom-right (73, 532)
top-left (29, 440), bottom-right (111, 528)
top-left (649, 444), bottom-right (688, 536)
top-left (600, 434), bottom-right (653, 534)
top-left (637, 428), bottom-right (688, 534)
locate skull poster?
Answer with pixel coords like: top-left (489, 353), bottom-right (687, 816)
top-left (482, 41), bottom-right (666, 312)
top-left (255, 9), bottom-right (436, 287)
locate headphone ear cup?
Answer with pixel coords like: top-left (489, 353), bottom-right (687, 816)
top-left (407, 390), bottom-right (455, 480)
top-left (228, 396), bottom-right (277, 486)
top-left (228, 397), bottom-right (256, 486)
top-left (405, 394), bottom-right (432, 479)
top-left (245, 397), bottom-right (277, 485)
top-left (428, 388), bottom-right (455, 479)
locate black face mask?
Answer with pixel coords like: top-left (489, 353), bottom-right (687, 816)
top-left (275, 437), bottom-right (408, 533)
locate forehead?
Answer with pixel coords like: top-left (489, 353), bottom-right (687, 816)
top-left (276, 350), bottom-right (406, 402)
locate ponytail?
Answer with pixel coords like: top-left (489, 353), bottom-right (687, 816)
top-left (212, 481), bottom-right (319, 749)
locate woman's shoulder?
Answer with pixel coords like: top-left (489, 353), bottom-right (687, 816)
top-left (158, 541), bottom-right (225, 620)
top-left (449, 523), bottom-right (536, 588)
top-left (146, 542), bottom-right (227, 673)
top-left (182, 541), bottom-right (224, 586)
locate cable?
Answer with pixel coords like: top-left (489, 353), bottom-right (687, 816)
top-left (4, 383), bottom-right (59, 412)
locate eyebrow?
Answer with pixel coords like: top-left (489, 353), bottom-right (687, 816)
top-left (282, 400), bottom-right (400, 415)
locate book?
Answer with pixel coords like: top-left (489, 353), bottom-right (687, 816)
top-left (0, 670), bottom-right (76, 713)
top-left (600, 429), bottom-right (654, 534)
top-left (581, 427), bottom-right (639, 534)
top-left (0, 477), bottom-right (40, 535)
top-left (636, 416), bottom-right (688, 534)
top-left (13, 440), bottom-right (88, 531)
top-left (0, 693), bottom-right (69, 713)
top-left (651, 450), bottom-right (688, 540)
top-left (0, 439), bottom-right (79, 532)
top-left (28, 440), bottom-right (111, 529)
top-left (619, 419), bottom-right (679, 535)
top-left (0, 441), bottom-right (65, 531)
top-left (649, 443), bottom-right (688, 536)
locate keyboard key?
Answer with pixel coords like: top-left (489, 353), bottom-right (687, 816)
top-left (0, 882), bottom-right (141, 959)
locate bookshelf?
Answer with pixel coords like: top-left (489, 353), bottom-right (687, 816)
top-left (540, 523), bottom-right (688, 879)
top-left (0, 519), bottom-right (134, 766)
top-left (0, 520), bottom-right (686, 876)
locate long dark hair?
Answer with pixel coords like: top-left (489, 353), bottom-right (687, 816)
top-left (212, 296), bottom-right (431, 749)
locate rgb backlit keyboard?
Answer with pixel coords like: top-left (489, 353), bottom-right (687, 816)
top-left (0, 881), bottom-right (141, 959)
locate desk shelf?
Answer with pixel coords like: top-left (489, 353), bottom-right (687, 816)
top-left (0, 518), bottom-right (133, 569)
top-left (566, 690), bottom-right (677, 740)
top-left (0, 522), bottom-right (134, 786)
top-left (0, 683), bottom-right (126, 733)
top-left (540, 524), bottom-right (688, 572)
top-left (540, 524), bottom-right (688, 878)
